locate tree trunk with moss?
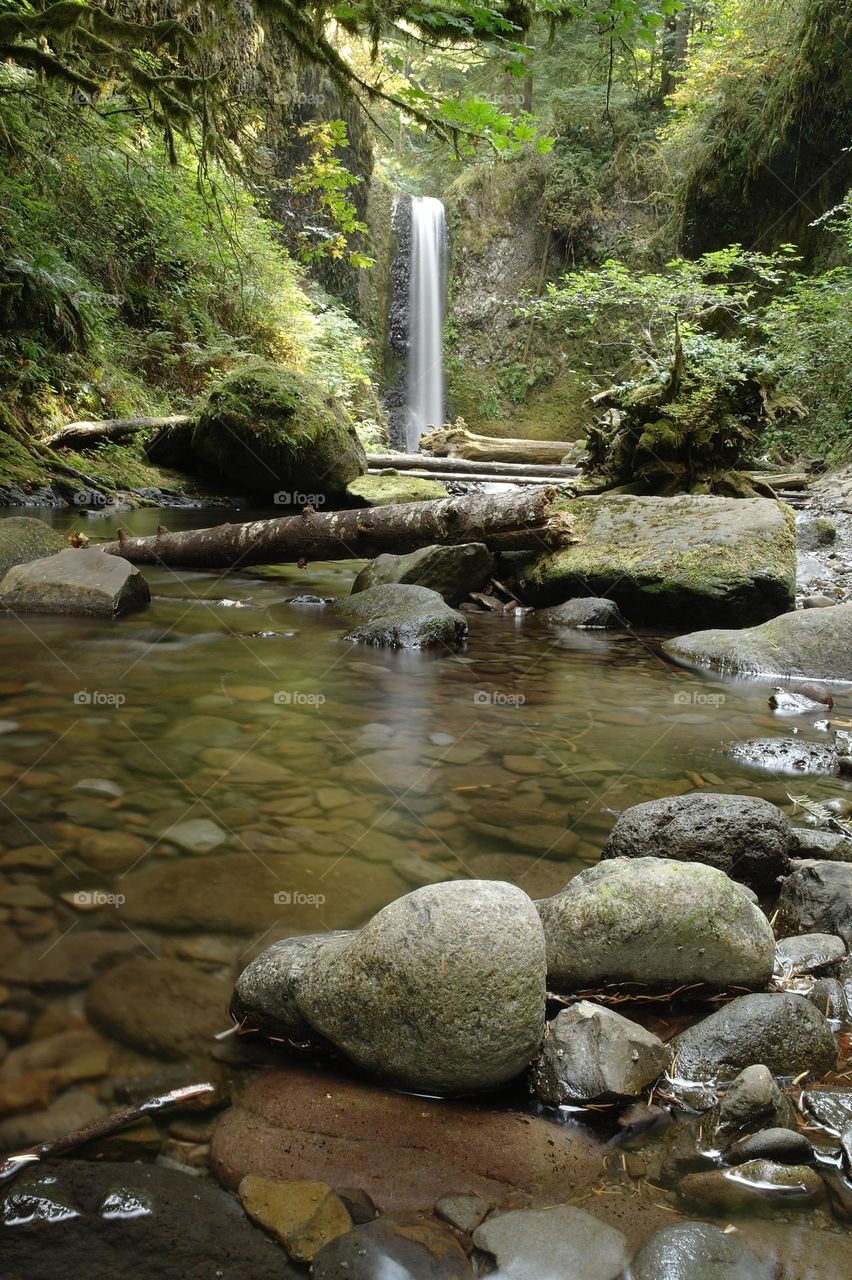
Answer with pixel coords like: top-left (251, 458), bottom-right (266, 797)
top-left (100, 489), bottom-right (572, 569)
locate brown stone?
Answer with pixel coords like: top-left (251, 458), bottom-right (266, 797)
top-left (238, 1175), bottom-right (352, 1261)
top-left (211, 1065), bottom-right (602, 1214)
top-left (312, 1215), bottom-right (473, 1279)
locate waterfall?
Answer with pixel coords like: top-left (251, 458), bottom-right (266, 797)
top-left (407, 196), bottom-right (447, 452)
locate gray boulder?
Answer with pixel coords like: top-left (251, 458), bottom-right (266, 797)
top-left (531, 1002), bottom-right (669, 1104)
top-left (0, 548), bottom-right (149, 617)
top-left (538, 597), bottom-right (628, 629)
top-left (726, 1127), bottom-right (814, 1165)
top-left (601, 793), bottom-right (791, 891)
top-left (727, 737), bottom-right (837, 775)
top-left (536, 858), bottom-right (775, 992)
top-left (790, 828), bottom-right (852, 861)
top-left (709, 1065), bottom-right (797, 1147)
top-left (0, 516), bottom-right (65, 578)
top-left (801, 1088), bottom-right (852, 1135)
top-left (514, 495), bottom-right (794, 627)
top-left (472, 1205), bottom-right (629, 1280)
top-left (630, 1221), bottom-right (772, 1280)
top-left (776, 861), bottom-right (852, 945)
top-left (672, 993), bottom-right (837, 1083)
top-left (677, 1160), bottom-right (825, 1211)
top-left (334, 584), bottom-right (467, 649)
top-left (235, 881), bottom-right (547, 1095)
top-left (231, 932), bottom-right (353, 1043)
top-left (351, 543), bottom-right (495, 605)
top-left (664, 603), bottom-right (852, 681)
top-left (774, 933), bottom-right (846, 977)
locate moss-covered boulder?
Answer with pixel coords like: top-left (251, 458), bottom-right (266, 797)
top-left (352, 543), bottom-right (495, 605)
top-left (346, 472), bottom-right (448, 507)
top-left (334, 584), bottom-right (467, 649)
top-left (514, 495), bottom-right (795, 628)
top-left (0, 517), bottom-right (66, 577)
top-left (192, 363), bottom-right (366, 498)
top-left (664, 603), bottom-right (852, 682)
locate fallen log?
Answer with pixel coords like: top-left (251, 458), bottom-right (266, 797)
top-left (101, 488), bottom-right (571, 569)
top-left (420, 425), bottom-right (582, 466)
top-left (369, 467), bottom-right (575, 487)
top-left (366, 451), bottom-right (580, 478)
top-left (45, 415), bottom-right (191, 451)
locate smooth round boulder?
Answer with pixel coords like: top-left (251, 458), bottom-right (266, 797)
top-left (672, 993), bottom-right (837, 1083)
top-left (297, 880), bottom-right (547, 1094)
top-left (0, 516), bottom-right (65, 578)
top-left (536, 858), bottom-right (776, 992)
top-left (631, 1221), bottom-right (772, 1280)
top-left (601, 793), bottom-right (791, 890)
top-left (351, 543), bottom-right (495, 605)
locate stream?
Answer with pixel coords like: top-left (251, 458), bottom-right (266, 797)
top-left (1, 505), bottom-right (851, 1271)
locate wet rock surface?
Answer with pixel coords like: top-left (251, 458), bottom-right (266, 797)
top-left (601, 793), bottom-right (791, 890)
top-left (774, 933), bottom-right (846, 977)
top-left (630, 1220), bottom-right (773, 1280)
top-left (531, 1002), bottom-right (670, 1104)
top-left (672, 993), bottom-right (837, 1082)
top-left (664, 602), bottom-right (852, 681)
top-left (678, 1160), bottom-right (825, 1212)
top-left (776, 861), bottom-right (852, 945)
top-left (237, 1175), bottom-right (352, 1261)
top-left (0, 548), bottom-right (150, 617)
top-left (708, 1065), bottom-right (797, 1147)
top-left (537, 857), bottom-right (775, 992)
top-left (312, 1214), bottom-right (474, 1278)
top-left (728, 737), bottom-right (838, 775)
top-left (210, 1065), bottom-right (602, 1212)
top-left (726, 1127), bottom-right (815, 1165)
top-left (472, 1204), bottom-right (630, 1280)
top-left (538, 596), bottom-right (628, 628)
top-left (0, 1160), bottom-right (298, 1278)
top-left (334, 583), bottom-right (468, 648)
top-left (351, 542), bottom-right (495, 605)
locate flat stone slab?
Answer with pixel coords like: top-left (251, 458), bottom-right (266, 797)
top-left (0, 548), bottom-right (149, 617)
top-left (664, 603), bottom-right (852, 682)
top-left (516, 495), bottom-right (795, 627)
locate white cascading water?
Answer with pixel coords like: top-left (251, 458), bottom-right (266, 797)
top-left (407, 196), bottom-right (447, 452)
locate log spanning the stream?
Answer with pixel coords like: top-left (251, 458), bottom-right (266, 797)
top-left (366, 451), bottom-right (580, 479)
top-left (101, 488), bottom-right (571, 569)
top-left (420, 425), bottom-right (582, 466)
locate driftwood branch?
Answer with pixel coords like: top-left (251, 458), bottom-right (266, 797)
top-left (101, 489), bottom-right (571, 569)
top-left (366, 452), bottom-right (580, 479)
top-left (0, 1081), bottom-right (217, 1185)
top-left (420, 425), bottom-right (582, 466)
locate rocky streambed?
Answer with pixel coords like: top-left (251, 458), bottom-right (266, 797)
top-left (0, 502), bottom-right (851, 1277)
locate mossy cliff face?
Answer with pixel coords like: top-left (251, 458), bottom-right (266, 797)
top-left (192, 362), bottom-right (366, 498)
top-left (513, 495), bottom-right (795, 628)
top-left (443, 161), bottom-right (590, 442)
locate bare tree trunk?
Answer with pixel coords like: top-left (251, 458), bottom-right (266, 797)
top-left (100, 489), bottom-right (571, 569)
top-left (420, 426), bottom-right (581, 465)
top-left (45, 416), bottom-right (190, 451)
top-left (366, 452), bottom-right (578, 478)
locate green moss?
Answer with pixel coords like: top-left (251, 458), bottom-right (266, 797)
top-left (0, 517), bottom-right (65, 577)
top-left (516, 495), bottom-right (796, 627)
top-left (192, 361), bottom-right (366, 496)
top-left (346, 472), bottom-right (449, 507)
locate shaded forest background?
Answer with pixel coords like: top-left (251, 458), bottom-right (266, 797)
top-left (0, 0), bottom-right (849, 496)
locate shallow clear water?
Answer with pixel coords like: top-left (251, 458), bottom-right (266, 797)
top-left (1, 506), bottom-right (851, 1257)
